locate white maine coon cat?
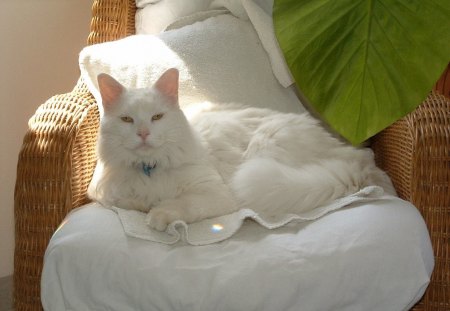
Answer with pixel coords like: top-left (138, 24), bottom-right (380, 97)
top-left (88, 68), bottom-right (392, 231)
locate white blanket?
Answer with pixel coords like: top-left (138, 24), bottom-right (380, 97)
top-left (110, 186), bottom-right (383, 245)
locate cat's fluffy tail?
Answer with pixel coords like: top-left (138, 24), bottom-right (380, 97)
top-left (230, 157), bottom-right (389, 215)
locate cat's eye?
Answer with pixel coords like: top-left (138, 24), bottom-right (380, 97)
top-left (152, 113), bottom-right (164, 121)
top-left (120, 116), bottom-right (134, 123)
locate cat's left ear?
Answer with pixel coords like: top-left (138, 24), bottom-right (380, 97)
top-left (154, 68), bottom-right (179, 107)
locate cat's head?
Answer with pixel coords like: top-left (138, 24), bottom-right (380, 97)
top-left (96, 68), bottom-right (198, 169)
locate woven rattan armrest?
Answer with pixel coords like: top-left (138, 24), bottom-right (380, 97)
top-left (13, 1), bottom-right (136, 309)
top-left (13, 79), bottom-right (99, 310)
top-left (372, 92), bottom-right (450, 311)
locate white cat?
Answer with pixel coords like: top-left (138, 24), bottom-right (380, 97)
top-left (88, 69), bottom-right (238, 231)
top-left (88, 68), bottom-right (393, 231)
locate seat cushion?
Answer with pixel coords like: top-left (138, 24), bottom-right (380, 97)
top-left (41, 195), bottom-right (433, 311)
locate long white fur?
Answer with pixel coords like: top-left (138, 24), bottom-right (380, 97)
top-left (88, 69), bottom-right (393, 231)
top-left (191, 105), bottom-right (393, 216)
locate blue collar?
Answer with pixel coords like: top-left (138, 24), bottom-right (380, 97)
top-left (141, 162), bottom-right (156, 177)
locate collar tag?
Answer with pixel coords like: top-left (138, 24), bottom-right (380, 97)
top-left (142, 163), bottom-right (156, 176)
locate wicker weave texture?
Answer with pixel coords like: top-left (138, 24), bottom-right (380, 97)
top-left (14, 80), bottom-right (99, 310)
top-left (88, 0), bottom-right (136, 45)
top-left (435, 64), bottom-right (450, 99)
top-left (13, 0), bottom-right (449, 310)
top-left (414, 94), bottom-right (450, 311)
top-left (373, 92), bottom-right (450, 311)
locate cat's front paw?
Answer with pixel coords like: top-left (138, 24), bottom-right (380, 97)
top-left (146, 208), bottom-right (182, 231)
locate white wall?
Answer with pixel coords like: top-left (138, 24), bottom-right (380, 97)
top-left (0, 0), bottom-right (92, 278)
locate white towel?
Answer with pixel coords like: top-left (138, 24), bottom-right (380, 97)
top-left (242, 0), bottom-right (294, 87)
top-left (109, 186), bottom-right (384, 245)
top-left (210, 0), bottom-right (294, 87)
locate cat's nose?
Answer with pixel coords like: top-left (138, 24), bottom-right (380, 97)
top-left (137, 129), bottom-right (150, 140)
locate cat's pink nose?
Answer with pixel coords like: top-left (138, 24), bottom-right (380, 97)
top-left (137, 129), bottom-right (150, 140)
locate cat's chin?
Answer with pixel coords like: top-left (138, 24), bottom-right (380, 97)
top-left (132, 141), bottom-right (157, 151)
top-left (136, 144), bottom-right (153, 150)
top-left (133, 145), bottom-right (155, 157)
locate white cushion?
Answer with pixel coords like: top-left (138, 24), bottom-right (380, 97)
top-left (135, 0), bottom-right (212, 34)
top-left (41, 195), bottom-right (433, 311)
top-left (135, 0), bottom-right (294, 87)
top-left (80, 14), bottom-right (304, 117)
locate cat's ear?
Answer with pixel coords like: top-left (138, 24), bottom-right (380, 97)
top-left (154, 68), bottom-right (179, 107)
top-left (97, 73), bottom-right (125, 111)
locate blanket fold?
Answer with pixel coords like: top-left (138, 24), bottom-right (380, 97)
top-left (110, 186), bottom-right (384, 245)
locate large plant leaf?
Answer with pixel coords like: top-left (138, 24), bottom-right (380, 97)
top-left (273, 0), bottom-right (450, 144)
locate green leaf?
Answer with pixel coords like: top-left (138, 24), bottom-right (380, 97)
top-left (274, 0), bottom-right (450, 144)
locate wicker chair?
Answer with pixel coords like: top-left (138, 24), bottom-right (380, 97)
top-left (13, 0), bottom-right (449, 310)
